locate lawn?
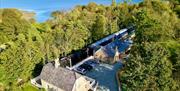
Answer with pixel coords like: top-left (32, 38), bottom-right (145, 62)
top-left (19, 83), bottom-right (45, 91)
top-left (21, 85), bottom-right (39, 91)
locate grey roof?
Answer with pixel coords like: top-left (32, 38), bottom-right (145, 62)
top-left (40, 62), bottom-right (82, 91)
top-left (89, 29), bottom-right (127, 48)
top-left (95, 39), bottom-right (130, 58)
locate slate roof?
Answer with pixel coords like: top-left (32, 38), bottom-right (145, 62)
top-left (40, 62), bottom-right (82, 91)
top-left (95, 39), bottom-right (130, 58)
top-left (89, 29), bottom-right (127, 48)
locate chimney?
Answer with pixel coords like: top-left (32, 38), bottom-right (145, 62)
top-left (54, 58), bottom-right (60, 68)
top-left (69, 58), bottom-right (72, 67)
top-left (114, 46), bottom-right (120, 62)
top-left (115, 46), bottom-right (119, 57)
top-left (100, 46), bottom-right (104, 49)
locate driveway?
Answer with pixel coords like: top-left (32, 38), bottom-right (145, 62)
top-left (85, 62), bottom-right (122, 91)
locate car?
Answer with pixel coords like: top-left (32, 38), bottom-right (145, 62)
top-left (75, 67), bottom-right (87, 74)
top-left (79, 64), bottom-right (93, 71)
top-left (84, 60), bottom-right (99, 68)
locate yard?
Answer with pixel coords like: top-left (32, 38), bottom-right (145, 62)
top-left (20, 85), bottom-right (39, 91)
top-left (85, 62), bottom-right (123, 91)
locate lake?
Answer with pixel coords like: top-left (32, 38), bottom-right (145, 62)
top-left (0, 0), bottom-right (141, 22)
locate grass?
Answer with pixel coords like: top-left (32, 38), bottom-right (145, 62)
top-left (0, 82), bottom-right (45, 91)
top-left (14, 82), bottom-right (44, 91)
top-left (21, 85), bottom-right (39, 91)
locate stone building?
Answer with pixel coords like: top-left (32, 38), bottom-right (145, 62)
top-left (94, 39), bottom-right (129, 64)
top-left (39, 58), bottom-right (96, 91)
top-left (94, 46), bottom-right (120, 64)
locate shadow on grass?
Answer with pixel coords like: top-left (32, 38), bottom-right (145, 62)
top-left (32, 61), bottom-right (44, 78)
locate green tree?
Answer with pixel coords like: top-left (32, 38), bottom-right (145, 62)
top-left (92, 14), bottom-right (107, 41)
top-left (0, 9), bottom-right (44, 90)
top-left (120, 43), bottom-right (178, 91)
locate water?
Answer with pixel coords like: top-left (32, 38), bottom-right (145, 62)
top-left (0, 0), bottom-right (141, 22)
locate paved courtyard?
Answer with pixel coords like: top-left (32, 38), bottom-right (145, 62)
top-left (85, 62), bottom-right (122, 91)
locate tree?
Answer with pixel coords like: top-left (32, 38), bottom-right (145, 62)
top-left (0, 9), bottom-right (45, 90)
top-left (1, 0), bottom-right (179, 90)
top-left (92, 14), bottom-right (107, 41)
top-left (120, 43), bottom-right (178, 91)
top-left (111, 0), bottom-right (116, 6)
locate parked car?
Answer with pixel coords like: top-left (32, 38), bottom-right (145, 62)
top-left (75, 67), bottom-right (87, 74)
top-left (80, 64), bottom-right (93, 71)
top-left (84, 60), bottom-right (99, 68)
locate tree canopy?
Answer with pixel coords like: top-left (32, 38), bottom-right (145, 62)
top-left (0, 0), bottom-right (179, 90)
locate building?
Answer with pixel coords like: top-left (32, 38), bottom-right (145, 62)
top-left (89, 29), bottom-right (128, 49)
top-left (88, 28), bottom-right (134, 56)
top-left (94, 39), bottom-right (130, 63)
top-left (32, 58), bottom-right (97, 91)
top-left (91, 27), bottom-right (135, 63)
top-left (31, 28), bottom-right (135, 91)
